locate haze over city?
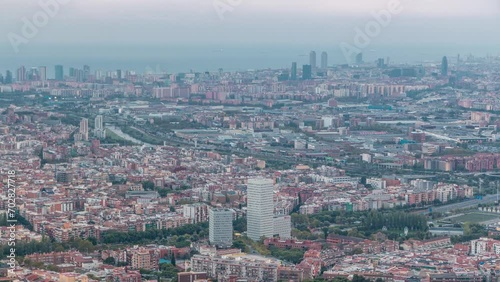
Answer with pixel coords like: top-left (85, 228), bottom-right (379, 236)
top-left (1, 0), bottom-right (499, 73)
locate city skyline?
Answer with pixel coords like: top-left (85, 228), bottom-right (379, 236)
top-left (2, 1), bottom-right (500, 282)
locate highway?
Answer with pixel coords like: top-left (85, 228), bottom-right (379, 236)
top-left (429, 194), bottom-right (499, 214)
top-left (415, 129), bottom-right (460, 143)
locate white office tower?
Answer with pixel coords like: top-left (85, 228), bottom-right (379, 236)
top-left (273, 215), bottom-right (292, 239)
top-left (94, 115), bottom-right (106, 139)
top-left (209, 208), bottom-right (234, 248)
top-left (247, 178), bottom-right (274, 241)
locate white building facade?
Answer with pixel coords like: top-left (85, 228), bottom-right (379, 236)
top-left (247, 178), bottom-right (274, 241)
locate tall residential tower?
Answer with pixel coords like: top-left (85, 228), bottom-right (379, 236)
top-left (80, 118), bottom-right (89, 141)
top-left (321, 51), bottom-right (328, 69)
top-left (309, 51), bottom-right (317, 71)
top-left (94, 115), bottom-right (106, 139)
top-left (291, 62), bottom-right (297, 80)
top-left (246, 178), bottom-right (274, 241)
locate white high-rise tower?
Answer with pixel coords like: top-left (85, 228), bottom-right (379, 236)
top-left (247, 178), bottom-right (274, 241)
top-left (94, 115), bottom-right (106, 139)
top-left (79, 118), bottom-right (89, 141)
top-left (95, 115), bottom-right (103, 130)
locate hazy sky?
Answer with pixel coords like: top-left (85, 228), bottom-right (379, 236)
top-left (0, 0), bottom-right (499, 71)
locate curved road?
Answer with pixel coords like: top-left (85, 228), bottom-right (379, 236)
top-left (107, 126), bottom-right (153, 146)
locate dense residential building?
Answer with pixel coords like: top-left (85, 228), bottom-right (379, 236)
top-left (470, 238), bottom-right (500, 255)
top-left (183, 203), bottom-right (209, 224)
top-left (2, 51), bottom-right (500, 282)
top-left (126, 247), bottom-right (159, 271)
top-left (191, 254), bottom-right (279, 282)
top-left (178, 272), bottom-right (209, 282)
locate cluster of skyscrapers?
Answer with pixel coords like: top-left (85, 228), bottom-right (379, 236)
top-left (2, 65), bottom-right (125, 83)
top-left (12, 66), bottom-right (47, 82)
top-left (289, 50), bottom-right (329, 81)
top-left (208, 177), bottom-right (291, 248)
top-left (308, 51), bottom-right (328, 70)
top-left (74, 115), bottom-right (106, 142)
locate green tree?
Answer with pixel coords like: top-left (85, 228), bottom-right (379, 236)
top-left (322, 227), bottom-right (329, 240)
top-left (352, 274), bottom-right (368, 282)
top-left (360, 176), bottom-right (367, 185)
top-left (463, 222), bottom-right (486, 237)
top-left (269, 247), bottom-right (305, 264)
top-left (103, 257), bottom-right (116, 265)
top-left (352, 248), bottom-right (363, 255)
top-left (142, 181), bottom-right (155, 191)
top-left (159, 263), bottom-right (179, 279)
top-left (0, 213), bottom-right (7, 226)
top-left (233, 217), bottom-right (247, 233)
top-left (171, 253), bottom-right (176, 266)
top-left (232, 239), bottom-right (249, 252)
top-left (72, 239), bottom-right (95, 253)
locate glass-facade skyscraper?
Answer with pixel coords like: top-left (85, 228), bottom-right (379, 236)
top-left (441, 56), bottom-right (448, 76)
top-left (55, 65), bottom-right (64, 81)
top-left (291, 62), bottom-right (297, 80)
top-left (309, 51), bottom-right (317, 71)
top-left (321, 51), bottom-right (328, 69)
top-left (302, 65), bottom-right (312, 80)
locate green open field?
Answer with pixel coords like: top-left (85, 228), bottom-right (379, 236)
top-left (448, 212), bottom-right (500, 223)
